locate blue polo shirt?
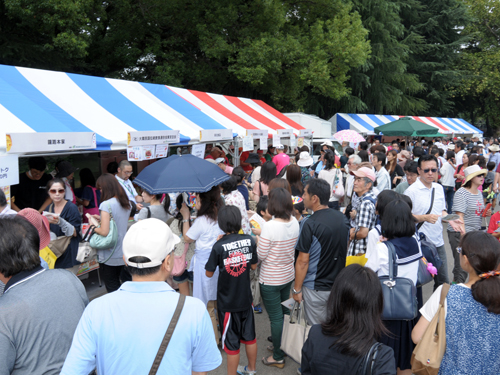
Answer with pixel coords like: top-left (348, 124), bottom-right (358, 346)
top-left (61, 282), bottom-right (222, 374)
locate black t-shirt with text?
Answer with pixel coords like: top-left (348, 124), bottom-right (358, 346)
top-left (11, 172), bottom-right (52, 210)
top-left (205, 233), bottom-right (258, 312)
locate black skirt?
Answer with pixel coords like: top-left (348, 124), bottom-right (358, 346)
top-left (379, 286), bottom-right (423, 370)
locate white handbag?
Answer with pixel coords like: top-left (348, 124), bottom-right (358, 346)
top-left (332, 168), bottom-right (345, 199)
top-left (280, 302), bottom-right (311, 364)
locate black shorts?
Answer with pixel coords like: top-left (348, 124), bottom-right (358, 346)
top-left (217, 306), bottom-right (256, 355)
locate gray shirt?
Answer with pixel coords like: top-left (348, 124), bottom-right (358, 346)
top-left (137, 204), bottom-right (171, 222)
top-left (99, 197), bottom-right (131, 266)
top-left (0, 268), bottom-right (88, 375)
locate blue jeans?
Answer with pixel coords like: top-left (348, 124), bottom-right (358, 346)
top-left (443, 186), bottom-right (455, 214)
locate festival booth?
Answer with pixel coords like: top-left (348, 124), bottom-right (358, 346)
top-left (329, 113), bottom-right (482, 138)
top-left (0, 64), bottom-right (313, 277)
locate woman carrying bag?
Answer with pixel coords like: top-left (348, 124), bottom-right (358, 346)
top-left (44, 178), bottom-right (82, 269)
top-left (318, 150), bottom-right (343, 210)
top-left (365, 199), bottom-right (422, 375)
top-left (249, 161), bottom-right (276, 203)
top-left (302, 264), bottom-right (396, 375)
top-left (412, 231), bottom-right (500, 375)
top-left (93, 173), bottom-right (131, 293)
top-left (137, 191), bottom-right (171, 222)
top-left (386, 150), bottom-right (405, 189)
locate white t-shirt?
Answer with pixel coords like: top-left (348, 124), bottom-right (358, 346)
top-left (440, 162), bottom-right (456, 187)
top-left (456, 150), bottom-right (465, 165)
top-left (365, 236), bottom-right (420, 286)
top-left (375, 167), bottom-right (391, 191)
top-left (420, 283), bottom-right (469, 321)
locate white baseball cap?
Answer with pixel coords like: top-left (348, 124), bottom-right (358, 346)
top-left (123, 218), bottom-right (181, 268)
top-left (214, 157), bottom-right (225, 164)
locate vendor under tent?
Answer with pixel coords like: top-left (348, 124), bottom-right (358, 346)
top-left (0, 64), bottom-right (305, 155)
top-left (329, 113), bottom-right (482, 136)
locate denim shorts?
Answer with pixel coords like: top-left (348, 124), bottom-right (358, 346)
top-left (173, 270), bottom-right (193, 283)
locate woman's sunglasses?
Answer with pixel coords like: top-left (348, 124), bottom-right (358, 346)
top-left (49, 189), bottom-right (65, 194)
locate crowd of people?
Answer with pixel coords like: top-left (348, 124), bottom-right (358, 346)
top-left (0, 135), bottom-right (499, 375)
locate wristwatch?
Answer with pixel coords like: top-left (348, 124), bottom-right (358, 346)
top-left (292, 288), bottom-right (302, 295)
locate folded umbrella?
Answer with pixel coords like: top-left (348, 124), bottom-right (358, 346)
top-left (133, 154), bottom-right (230, 194)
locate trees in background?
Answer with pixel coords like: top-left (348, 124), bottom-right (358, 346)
top-left (0, 0), bottom-right (497, 131)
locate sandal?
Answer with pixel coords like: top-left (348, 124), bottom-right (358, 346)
top-left (262, 356), bottom-right (285, 369)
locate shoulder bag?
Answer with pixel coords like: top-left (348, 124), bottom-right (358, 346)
top-left (358, 342), bottom-right (382, 375)
top-left (411, 284), bottom-right (450, 375)
top-left (89, 202), bottom-right (119, 263)
top-left (149, 294), bottom-right (186, 375)
top-left (454, 164), bottom-right (464, 190)
top-left (416, 188), bottom-right (435, 231)
top-left (379, 241), bottom-right (418, 320)
top-left (46, 203), bottom-right (72, 258)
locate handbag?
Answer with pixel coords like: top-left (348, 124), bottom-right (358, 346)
top-left (418, 232), bottom-right (443, 271)
top-left (454, 164), bottom-right (464, 190)
top-left (332, 168), bottom-right (345, 199)
top-left (149, 295), bottom-right (186, 375)
top-left (48, 236), bottom-right (72, 258)
top-left (171, 243), bottom-right (189, 276)
top-left (89, 202), bottom-right (118, 251)
top-left (77, 227), bottom-right (97, 263)
top-left (411, 284), bottom-right (450, 374)
top-left (281, 301), bottom-right (310, 364)
top-left (379, 241), bottom-right (418, 320)
top-left (416, 257), bottom-right (434, 287)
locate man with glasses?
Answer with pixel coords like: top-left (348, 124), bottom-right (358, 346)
top-left (115, 160), bottom-right (143, 209)
top-left (404, 154), bottom-right (450, 289)
top-left (348, 167), bottom-right (378, 255)
top-left (344, 154), bottom-right (362, 207)
top-left (11, 157), bottom-right (53, 213)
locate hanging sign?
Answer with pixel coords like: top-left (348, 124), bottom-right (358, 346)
top-left (155, 145), bottom-right (169, 159)
top-left (199, 129), bottom-right (233, 142)
top-left (297, 137), bottom-right (305, 148)
top-left (277, 129), bottom-right (292, 138)
top-left (259, 137), bottom-right (267, 151)
top-left (0, 155), bottom-right (19, 186)
top-left (191, 143), bottom-right (206, 159)
top-left (127, 146), bottom-right (143, 161)
top-left (127, 130), bottom-right (180, 146)
top-left (272, 134), bottom-right (281, 148)
top-left (300, 129), bottom-right (313, 137)
top-left (242, 136), bottom-right (254, 152)
top-left (6, 132), bottom-right (96, 153)
top-left (290, 134), bottom-right (297, 147)
top-left (1, 186), bottom-right (11, 208)
top-left (246, 129), bottom-right (268, 138)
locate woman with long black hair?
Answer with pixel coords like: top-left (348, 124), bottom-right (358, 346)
top-left (302, 264), bottom-right (396, 374)
top-left (180, 185), bottom-right (224, 343)
top-left (249, 161), bottom-right (277, 203)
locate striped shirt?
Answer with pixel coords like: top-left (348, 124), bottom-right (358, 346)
top-left (449, 187), bottom-right (484, 233)
top-left (257, 218), bottom-right (300, 285)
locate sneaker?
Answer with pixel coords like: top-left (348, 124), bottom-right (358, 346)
top-left (237, 365), bottom-right (257, 374)
top-left (253, 304), bottom-right (262, 314)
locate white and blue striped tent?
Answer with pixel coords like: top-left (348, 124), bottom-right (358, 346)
top-left (0, 64), bottom-right (306, 154)
top-left (330, 113), bottom-right (482, 135)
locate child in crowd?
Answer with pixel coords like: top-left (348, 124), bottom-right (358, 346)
top-left (206, 206), bottom-right (258, 375)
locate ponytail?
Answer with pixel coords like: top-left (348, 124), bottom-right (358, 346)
top-left (461, 232), bottom-right (500, 314)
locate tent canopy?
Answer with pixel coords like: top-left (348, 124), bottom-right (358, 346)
top-left (0, 64), bottom-right (305, 154)
top-left (330, 113), bottom-right (482, 135)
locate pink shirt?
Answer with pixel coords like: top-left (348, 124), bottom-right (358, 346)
top-left (272, 153), bottom-right (290, 175)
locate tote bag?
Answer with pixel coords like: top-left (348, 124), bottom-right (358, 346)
top-left (411, 284), bottom-right (450, 374)
top-left (332, 168), bottom-right (345, 199)
top-left (281, 301), bottom-right (311, 363)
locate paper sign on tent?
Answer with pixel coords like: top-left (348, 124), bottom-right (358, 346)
top-left (259, 137), bottom-right (267, 151)
top-left (191, 143), bottom-right (206, 159)
top-left (272, 134), bottom-right (281, 147)
top-left (242, 135), bottom-right (254, 152)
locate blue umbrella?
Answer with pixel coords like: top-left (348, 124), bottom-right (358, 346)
top-left (133, 154), bottom-right (230, 194)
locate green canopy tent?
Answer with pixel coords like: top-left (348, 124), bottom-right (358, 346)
top-left (374, 117), bottom-right (440, 137)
